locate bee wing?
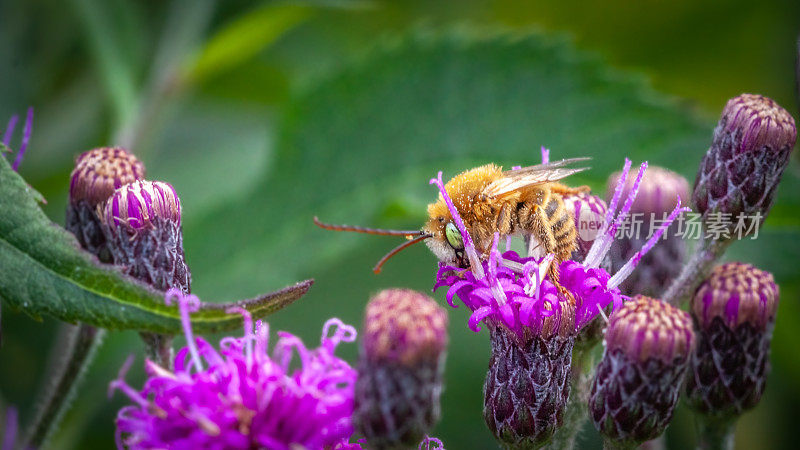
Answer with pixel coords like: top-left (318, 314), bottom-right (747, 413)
top-left (504, 157), bottom-right (591, 175)
top-left (483, 158), bottom-right (590, 199)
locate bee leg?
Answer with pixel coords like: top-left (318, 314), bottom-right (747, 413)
top-left (496, 203), bottom-right (514, 236)
top-left (550, 183), bottom-right (591, 196)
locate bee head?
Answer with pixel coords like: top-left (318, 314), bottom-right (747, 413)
top-left (423, 217), bottom-right (468, 268)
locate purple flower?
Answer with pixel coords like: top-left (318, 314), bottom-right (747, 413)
top-left (2, 107), bottom-right (33, 172)
top-left (110, 289), bottom-right (359, 450)
top-left (432, 158), bottom-right (691, 340)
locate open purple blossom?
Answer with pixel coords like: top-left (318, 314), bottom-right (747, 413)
top-left (110, 289), bottom-right (359, 450)
top-left (2, 107), bottom-right (33, 172)
top-left (432, 157), bottom-right (691, 339)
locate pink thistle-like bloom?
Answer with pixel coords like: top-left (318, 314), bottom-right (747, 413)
top-left (432, 158), bottom-right (691, 340)
top-left (110, 289), bottom-right (359, 450)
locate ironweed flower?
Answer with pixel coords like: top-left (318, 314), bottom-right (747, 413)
top-left (100, 180), bottom-right (189, 293)
top-left (693, 94), bottom-right (796, 239)
top-left (354, 289), bottom-right (448, 449)
top-left (2, 107), bottom-right (33, 172)
top-left (66, 147), bottom-right (146, 261)
top-left (589, 296), bottom-right (694, 446)
top-left (685, 262), bottom-right (779, 420)
top-left (431, 159), bottom-right (689, 448)
top-left (110, 289), bottom-right (359, 450)
top-left (607, 166), bottom-right (690, 297)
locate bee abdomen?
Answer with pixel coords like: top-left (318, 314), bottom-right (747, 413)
top-left (546, 196), bottom-right (578, 260)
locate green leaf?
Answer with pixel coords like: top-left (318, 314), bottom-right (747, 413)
top-left (186, 3), bottom-right (313, 85)
top-left (0, 156), bottom-right (312, 334)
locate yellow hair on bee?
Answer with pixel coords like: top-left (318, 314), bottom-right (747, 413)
top-left (426, 164), bottom-right (504, 225)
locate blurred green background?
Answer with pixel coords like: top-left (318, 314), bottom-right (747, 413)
top-left (1, 0), bottom-right (799, 448)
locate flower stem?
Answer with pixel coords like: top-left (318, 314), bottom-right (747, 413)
top-left (24, 323), bottom-right (105, 448)
top-left (139, 332), bottom-right (175, 369)
top-left (695, 416), bottom-right (735, 450)
top-left (547, 336), bottom-right (599, 450)
top-left (661, 237), bottom-right (729, 306)
top-left (602, 438), bottom-right (637, 450)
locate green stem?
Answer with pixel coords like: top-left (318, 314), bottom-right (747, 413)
top-left (24, 323), bottom-right (105, 448)
top-left (695, 416), bottom-right (735, 450)
top-left (139, 332), bottom-right (175, 370)
top-left (661, 237), bottom-right (729, 306)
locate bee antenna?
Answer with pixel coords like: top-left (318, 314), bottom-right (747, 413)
top-left (373, 234), bottom-right (432, 274)
top-left (314, 216), bottom-right (423, 237)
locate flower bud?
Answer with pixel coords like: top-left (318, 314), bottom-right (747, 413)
top-left (693, 94), bottom-right (796, 238)
top-left (589, 296), bottom-right (694, 446)
top-left (66, 147), bottom-right (145, 261)
top-left (607, 166), bottom-right (690, 297)
top-left (685, 262), bottom-right (779, 419)
top-left (100, 180), bottom-right (189, 292)
top-left (354, 289), bottom-right (448, 449)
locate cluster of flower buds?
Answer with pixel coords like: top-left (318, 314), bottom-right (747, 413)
top-left (685, 263), bottom-right (779, 421)
top-left (354, 289), bottom-right (448, 449)
top-left (607, 166), bottom-right (690, 297)
top-left (66, 146), bottom-right (190, 293)
top-left (111, 290), bottom-right (359, 449)
top-left (693, 94), bottom-right (796, 240)
top-left (589, 295), bottom-right (695, 446)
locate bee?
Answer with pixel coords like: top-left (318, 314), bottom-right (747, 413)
top-left (314, 158), bottom-right (590, 291)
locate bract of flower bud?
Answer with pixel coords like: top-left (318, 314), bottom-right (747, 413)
top-left (362, 289), bottom-right (448, 366)
top-left (69, 147), bottom-right (146, 207)
top-left (693, 94), bottom-right (796, 237)
top-left (101, 180), bottom-right (189, 292)
top-left (589, 296), bottom-right (695, 446)
top-left (110, 290), bottom-right (360, 450)
top-left (686, 263), bottom-right (779, 419)
top-left (354, 289), bottom-right (448, 449)
top-left (65, 147), bottom-right (146, 261)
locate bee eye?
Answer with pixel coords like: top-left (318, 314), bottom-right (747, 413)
top-left (445, 222), bottom-right (464, 250)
